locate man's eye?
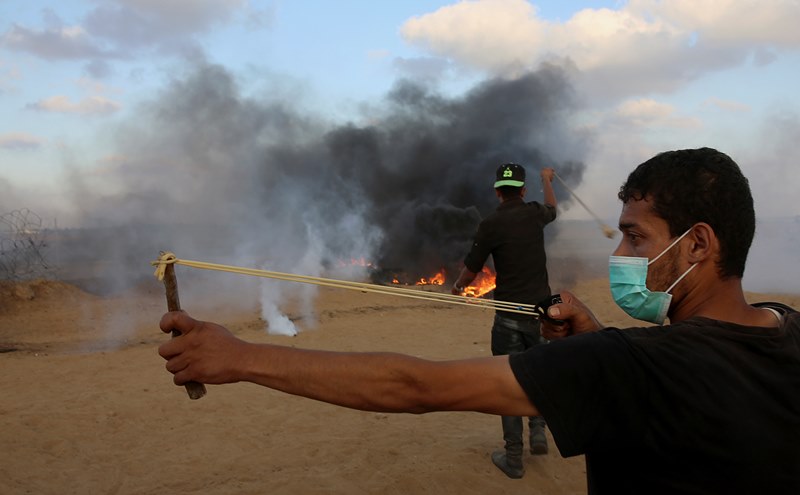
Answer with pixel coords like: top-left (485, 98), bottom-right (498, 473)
top-left (625, 232), bottom-right (640, 243)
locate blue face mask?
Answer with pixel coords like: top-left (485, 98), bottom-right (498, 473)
top-left (609, 228), bottom-right (697, 324)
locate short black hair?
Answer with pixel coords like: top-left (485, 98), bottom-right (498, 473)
top-left (618, 147), bottom-right (754, 278)
top-left (496, 185), bottom-right (524, 200)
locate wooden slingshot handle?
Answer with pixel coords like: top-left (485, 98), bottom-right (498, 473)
top-left (162, 259), bottom-right (207, 400)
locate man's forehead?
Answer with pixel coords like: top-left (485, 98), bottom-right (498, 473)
top-left (618, 197), bottom-right (666, 231)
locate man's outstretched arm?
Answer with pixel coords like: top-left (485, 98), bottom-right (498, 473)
top-left (159, 311), bottom-right (539, 416)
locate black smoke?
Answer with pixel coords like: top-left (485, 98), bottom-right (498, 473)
top-left (61, 62), bottom-right (588, 302)
top-left (315, 71), bottom-right (588, 277)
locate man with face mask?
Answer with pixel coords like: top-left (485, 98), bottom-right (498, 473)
top-left (158, 148), bottom-right (799, 494)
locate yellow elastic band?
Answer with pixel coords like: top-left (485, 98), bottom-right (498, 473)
top-left (150, 253), bottom-right (542, 317)
top-left (152, 251), bottom-right (178, 281)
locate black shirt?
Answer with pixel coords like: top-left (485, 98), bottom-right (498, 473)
top-left (509, 304), bottom-right (800, 494)
top-left (463, 197), bottom-right (556, 319)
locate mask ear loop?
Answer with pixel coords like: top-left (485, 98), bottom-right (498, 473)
top-left (665, 262), bottom-right (698, 294)
top-left (647, 227), bottom-right (694, 266)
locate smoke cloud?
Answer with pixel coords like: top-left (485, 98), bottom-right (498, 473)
top-left (46, 62), bottom-right (590, 334)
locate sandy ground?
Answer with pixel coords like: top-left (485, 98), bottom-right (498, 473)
top-left (1, 276), bottom-right (797, 495)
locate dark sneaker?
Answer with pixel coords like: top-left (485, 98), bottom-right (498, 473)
top-left (530, 426), bottom-right (549, 455)
top-left (491, 450), bottom-right (525, 479)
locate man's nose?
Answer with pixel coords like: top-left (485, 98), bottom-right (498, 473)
top-left (612, 239), bottom-right (629, 257)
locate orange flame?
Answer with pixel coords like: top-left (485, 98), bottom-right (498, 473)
top-left (464, 266), bottom-right (496, 298)
top-left (416, 269), bottom-right (446, 286)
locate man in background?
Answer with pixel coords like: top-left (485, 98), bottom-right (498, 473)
top-left (450, 163), bottom-right (557, 478)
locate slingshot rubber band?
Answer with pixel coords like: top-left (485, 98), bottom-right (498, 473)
top-left (152, 252), bottom-right (544, 317)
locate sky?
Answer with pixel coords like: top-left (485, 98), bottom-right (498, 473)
top-left (1, 0), bottom-right (799, 222)
top-left (0, 0), bottom-right (798, 312)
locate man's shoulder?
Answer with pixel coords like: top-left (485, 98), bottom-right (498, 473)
top-left (752, 301), bottom-right (798, 315)
top-left (752, 302), bottom-right (800, 332)
top-left (615, 305), bottom-right (800, 350)
top-left (525, 200), bottom-right (557, 221)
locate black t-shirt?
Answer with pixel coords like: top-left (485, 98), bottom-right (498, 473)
top-left (509, 304), bottom-right (800, 494)
top-left (463, 197), bottom-right (556, 319)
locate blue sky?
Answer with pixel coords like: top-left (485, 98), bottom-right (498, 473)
top-left (1, 0), bottom-right (799, 223)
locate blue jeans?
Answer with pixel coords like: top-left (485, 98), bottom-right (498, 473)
top-left (491, 314), bottom-right (547, 456)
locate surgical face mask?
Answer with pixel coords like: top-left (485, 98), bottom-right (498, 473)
top-left (609, 228), bottom-right (697, 324)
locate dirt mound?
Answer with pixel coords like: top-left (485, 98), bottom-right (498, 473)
top-left (0, 279), bottom-right (96, 311)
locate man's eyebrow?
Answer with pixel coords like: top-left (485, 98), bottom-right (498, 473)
top-left (618, 222), bottom-right (637, 230)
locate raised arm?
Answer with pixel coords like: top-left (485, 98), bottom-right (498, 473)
top-left (158, 311), bottom-right (539, 416)
top-left (541, 167), bottom-right (557, 208)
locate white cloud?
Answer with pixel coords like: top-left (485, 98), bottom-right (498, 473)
top-left (2, 23), bottom-right (117, 60)
top-left (83, 0), bottom-right (247, 50)
top-left (106, 0), bottom-right (246, 32)
top-left (26, 95), bottom-right (121, 116)
top-left (0, 132), bottom-right (44, 150)
top-left (549, 7), bottom-right (684, 71)
top-left (2, 0), bottom-right (253, 65)
top-left (630, 0), bottom-right (800, 47)
top-left (400, 0), bottom-right (800, 100)
top-left (401, 0), bottom-right (547, 74)
top-left (617, 98), bottom-right (675, 121)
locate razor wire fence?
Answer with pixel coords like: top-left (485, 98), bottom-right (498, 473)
top-left (0, 208), bottom-right (53, 281)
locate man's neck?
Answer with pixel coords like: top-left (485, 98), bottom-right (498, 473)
top-left (670, 277), bottom-right (777, 327)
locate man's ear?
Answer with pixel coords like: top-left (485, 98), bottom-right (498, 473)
top-left (521, 186), bottom-right (527, 198)
top-left (495, 189), bottom-right (503, 200)
top-left (686, 222), bottom-right (717, 263)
